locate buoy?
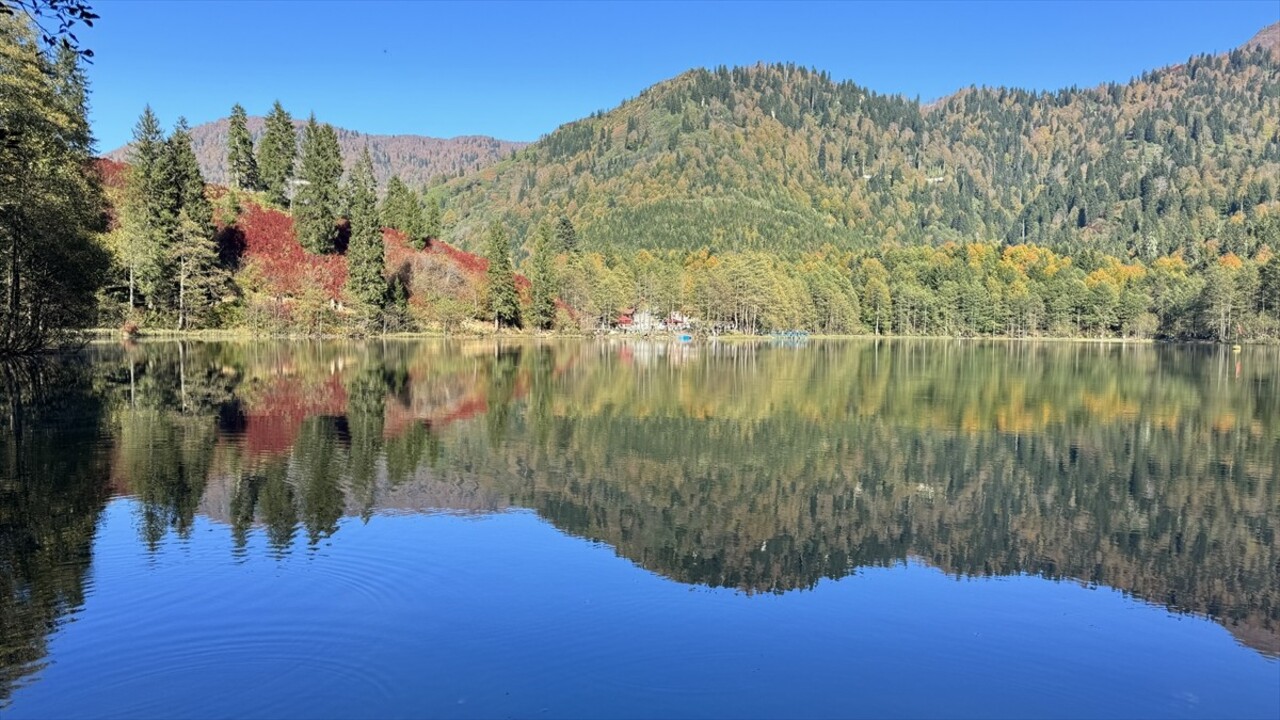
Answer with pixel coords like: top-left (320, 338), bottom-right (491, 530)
top-left (1231, 344), bottom-right (1242, 353)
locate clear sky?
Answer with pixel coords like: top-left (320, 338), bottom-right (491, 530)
top-left (83, 0), bottom-right (1278, 152)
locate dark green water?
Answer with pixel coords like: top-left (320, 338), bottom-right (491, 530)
top-left (1, 339), bottom-right (1277, 719)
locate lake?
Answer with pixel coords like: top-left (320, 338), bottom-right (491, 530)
top-left (1, 339), bottom-right (1276, 719)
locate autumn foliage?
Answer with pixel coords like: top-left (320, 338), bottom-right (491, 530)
top-left (237, 203), bottom-right (348, 300)
top-left (241, 373), bottom-right (349, 458)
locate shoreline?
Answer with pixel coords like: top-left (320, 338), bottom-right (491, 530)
top-left (79, 328), bottom-right (1271, 346)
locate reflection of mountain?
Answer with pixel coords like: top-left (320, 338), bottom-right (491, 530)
top-left (453, 343), bottom-right (1279, 656)
top-left (3, 338), bottom-right (1276, 697)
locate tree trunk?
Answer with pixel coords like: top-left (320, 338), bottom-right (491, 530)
top-left (178, 258), bottom-right (186, 331)
top-left (8, 224), bottom-right (19, 346)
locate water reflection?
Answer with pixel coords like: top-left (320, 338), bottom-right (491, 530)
top-left (1, 339), bottom-right (1277, 702)
top-left (0, 360), bottom-right (111, 700)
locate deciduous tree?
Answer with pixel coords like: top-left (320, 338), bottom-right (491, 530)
top-left (0, 17), bottom-right (106, 352)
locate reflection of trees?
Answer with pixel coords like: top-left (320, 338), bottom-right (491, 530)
top-left (115, 342), bottom-right (1280, 655)
top-left (345, 354), bottom-right (388, 519)
top-left (109, 342), bottom-right (234, 547)
top-left (15, 339), bottom-right (1275, 665)
top-left (294, 417), bottom-right (344, 545)
top-left (484, 346), bottom-right (522, 448)
top-left (442, 342), bottom-right (1279, 653)
top-left (0, 360), bottom-right (110, 704)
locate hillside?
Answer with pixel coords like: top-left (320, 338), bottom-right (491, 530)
top-left (437, 23), bottom-right (1280, 262)
top-left (97, 158), bottom-right (513, 333)
top-left (107, 116), bottom-right (527, 189)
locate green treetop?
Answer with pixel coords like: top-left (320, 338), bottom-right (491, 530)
top-left (124, 105), bottom-right (177, 312)
top-left (126, 105), bottom-right (172, 230)
top-left (167, 118), bottom-right (224, 329)
top-left (484, 221), bottom-right (521, 329)
top-left (345, 147), bottom-right (387, 315)
top-left (226, 103), bottom-right (260, 191)
top-left (380, 175), bottom-right (425, 247)
top-left (294, 115), bottom-right (344, 254)
top-left (256, 100), bottom-right (296, 207)
top-left (423, 194), bottom-right (442, 242)
top-left (527, 222), bottom-right (559, 330)
top-left (555, 215), bottom-right (578, 253)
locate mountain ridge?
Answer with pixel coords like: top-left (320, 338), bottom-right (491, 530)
top-left (106, 116), bottom-right (527, 190)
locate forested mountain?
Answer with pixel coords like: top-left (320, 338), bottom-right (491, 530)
top-left (107, 116), bottom-right (526, 190)
top-left (439, 23), bottom-right (1280, 262)
top-left (84, 22), bottom-right (1280, 341)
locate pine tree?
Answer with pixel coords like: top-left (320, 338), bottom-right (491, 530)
top-left (555, 215), bottom-right (579, 253)
top-left (256, 100), bottom-right (296, 206)
top-left (124, 105), bottom-right (176, 313)
top-left (226, 103), bottom-right (260, 191)
top-left (294, 115), bottom-right (344, 254)
top-left (170, 118), bottom-right (211, 223)
top-left (423, 195), bottom-right (442, 243)
top-left (484, 221), bottom-right (521, 329)
top-left (380, 175), bottom-right (424, 246)
top-left (345, 147), bottom-right (386, 316)
top-left (120, 109), bottom-right (161, 312)
top-left (126, 106), bottom-right (168, 224)
top-left (527, 222), bottom-right (558, 330)
top-left (168, 118), bottom-right (223, 329)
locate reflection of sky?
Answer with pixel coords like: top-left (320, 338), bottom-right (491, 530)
top-left (9, 499), bottom-right (1278, 720)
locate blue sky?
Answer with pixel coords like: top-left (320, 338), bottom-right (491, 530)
top-left (84, 1), bottom-right (1277, 152)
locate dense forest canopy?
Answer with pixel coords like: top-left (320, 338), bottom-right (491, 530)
top-left (441, 35), bottom-right (1280, 263)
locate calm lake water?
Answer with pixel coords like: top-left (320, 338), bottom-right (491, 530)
top-left (1, 339), bottom-right (1277, 719)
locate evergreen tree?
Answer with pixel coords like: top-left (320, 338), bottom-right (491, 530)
top-left (226, 103), bottom-right (260, 191)
top-left (380, 175), bottom-right (424, 246)
top-left (167, 118), bottom-right (224, 329)
top-left (294, 115), bottom-right (344, 254)
top-left (527, 222), bottom-right (558, 330)
top-left (123, 105), bottom-right (176, 313)
top-left (256, 100), bottom-right (296, 207)
top-left (555, 215), bottom-right (579, 253)
top-left (484, 221), bottom-right (521, 328)
top-left (423, 195), bottom-right (442, 243)
top-left (121, 105), bottom-right (170, 310)
top-left (170, 118), bottom-right (211, 223)
top-left (345, 147), bottom-right (386, 316)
